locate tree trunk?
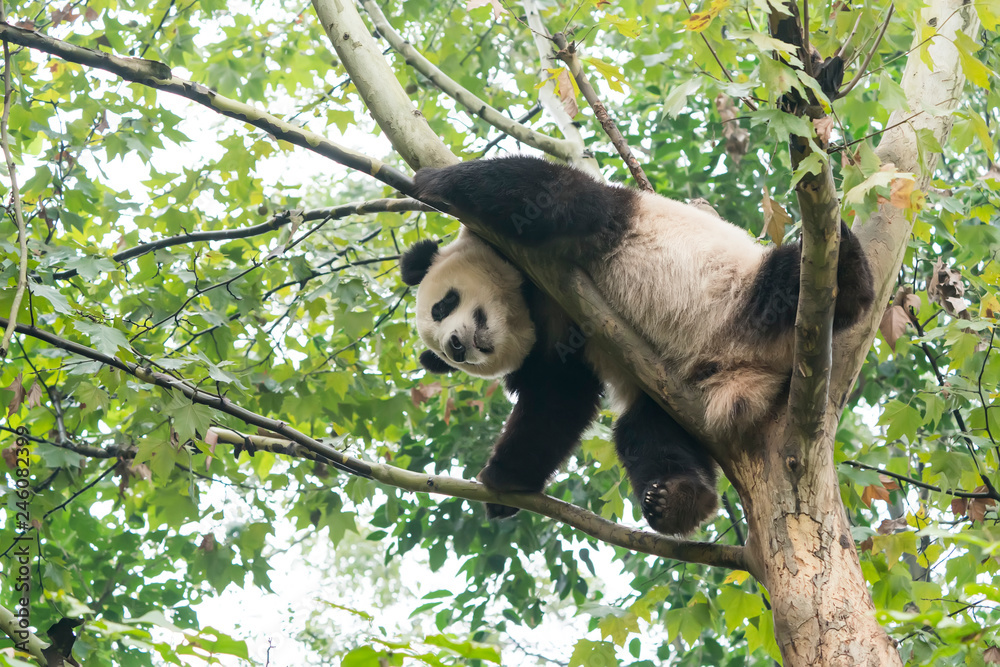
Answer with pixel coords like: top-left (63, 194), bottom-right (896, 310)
top-left (730, 414), bottom-right (902, 666)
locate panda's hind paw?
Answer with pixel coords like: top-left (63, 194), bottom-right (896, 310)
top-left (641, 475), bottom-right (718, 535)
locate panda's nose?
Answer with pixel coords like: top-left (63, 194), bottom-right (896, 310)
top-left (448, 335), bottom-right (466, 362)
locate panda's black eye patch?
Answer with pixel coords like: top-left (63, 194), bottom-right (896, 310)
top-left (473, 307), bottom-right (487, 329)
top-left (431, 289), bottom-right (460, 322)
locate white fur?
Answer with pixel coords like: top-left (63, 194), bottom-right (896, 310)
top-left (418, 195), bottom-right (796, 436)
top-left (415, 229), bottom-right (536, 378)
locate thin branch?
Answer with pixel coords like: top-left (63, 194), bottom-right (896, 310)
top-left (0, 36), bottom-right (28, 357)
top-left (838, 4), bottom-right (894, 99)
top-left (0, 22), bottom-right (416, 194)
top-left (551, 33), bottom-right (653, 192)
top-left (910, 312), bottom-right (999, 498)
top-left (480, 103), bottom-right (542, 155)
top-left (844, 460), bottom-right (997, 500)
top-left (721, 491), bottom-right (746, 545)
top-left (52, 198), bottom-right (430, 280)
top-left (520, 0), bottom-right (598, 175)
top-left (362, 0), bottom-right (578, 162)
top-left (42, 461), bottom-right (117, 521)
top-left (311, 0), bottom-right (456, 170)
top-left (0, 316), bottom-right (748, 572)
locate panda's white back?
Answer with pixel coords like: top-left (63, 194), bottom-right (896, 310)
top-left (591, 192), bottom-right (767, 362)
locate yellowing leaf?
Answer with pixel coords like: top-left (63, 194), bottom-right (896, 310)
top-left (976, 0), bottom-right (1000, 30)
top-left (584, 57), bottom-right (629, 93)
top-left (684, 0), bottom-right (730, 31)
top-left (602, 15), bottom-right (642, 38)
top-left (954, 30), bottom-right (993, 89)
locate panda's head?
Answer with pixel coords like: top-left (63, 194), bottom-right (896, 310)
top-left (401, 229), bottom-right (536, 378)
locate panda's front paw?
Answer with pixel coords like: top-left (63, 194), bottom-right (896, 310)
top-left (477, 462), bottom-right (541, 521)
top-left (640, 474), bottom-right (718, 535)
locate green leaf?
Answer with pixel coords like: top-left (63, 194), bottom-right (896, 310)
top-left (569, 639), bottom-right (619, 667)
top-left (74, 321), bottom-right (133, 357)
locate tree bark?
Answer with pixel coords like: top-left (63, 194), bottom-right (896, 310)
top-left (731, 0), bottom-right (979, 663)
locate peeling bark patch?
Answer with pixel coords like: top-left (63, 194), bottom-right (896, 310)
top-left (840, 533), bottom-right (851, 549)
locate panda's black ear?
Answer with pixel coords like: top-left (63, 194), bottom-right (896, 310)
top-left (401, 239), bottom-right (440, 286)
top-left (419, 350), bottom-right (455, 374)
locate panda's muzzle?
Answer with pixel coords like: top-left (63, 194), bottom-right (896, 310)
top-left (447, 334), bottom-right (467, 362)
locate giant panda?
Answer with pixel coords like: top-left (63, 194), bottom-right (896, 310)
top-left (401, 155), bottom-right (874, 535)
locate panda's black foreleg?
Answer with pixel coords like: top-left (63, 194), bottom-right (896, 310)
top-left (413, 156), bottom-right (634, 247)
top-left (478, 347), bottom-right (603, 519)
top-left (613, 393), bottom-right (718, 535)
top-left (745, 220), bottom-right (874, 337)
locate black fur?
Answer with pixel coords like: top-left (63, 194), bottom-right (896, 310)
top-left (401, 239), bottom-right (439, 286)
top-left (414, 156), bottom-right (636, 253)
top-left (431, 288), bottom-right (460, 322)
top-left (408, 156), bottom-right (873, 535)
top-left (614, 394), bottom-right (718, 534)
top-left (744, 220), bottom-right (874, 337)
top-left (478, 339), bottom-right (603, 519)
top-left (419, 349), bottom-right (454, 373)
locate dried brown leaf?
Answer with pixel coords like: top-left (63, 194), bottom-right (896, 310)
top-left (25, 381), bottom-right (44, 409)
top-left (5, 372), bottom-right (25, 417)
top-left (813, 117), bottom-right (834, 146)
top-left (861, 484), bottom-right (891, 507)
top-left (554, 69), bottom-right (579, 118)
top-left (760, 190), bottom-right (792, 246)
top-left (876, 517), bottom-right (908, 535)
top-left (879, 305), bottom-right (909, 351)
top-left (984, 646), bottom-right (1000, 664)
top-left (1, 445), bottom-right (17, 470)
top-left (199, 533), bottom-right (217, 552)
top-left (411, 381), bottom-right (442, 406)
top-left (878, 474), bottom-right (901, 491)
top-left (951, 497), bottom-right (969, 517)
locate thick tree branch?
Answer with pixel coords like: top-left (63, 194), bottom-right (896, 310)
top-left (52, 198), bottom-right (430, 280)
top-left (310, 0), bottom-right (456, 171)
top-left (209, 428), bottom-right (749, 571)
top-left (0, 22), bottom-right (415, 194)
top-left (833, 0), bottom-right (980, 401)
top-left (0, 603), bottom-right (48, 665)
top-left (764, 3), bottom-right (840, 454)
top-left (361, 0), bottom-right (579, 162)
top-left (0, 316), bottom-right (748, 572)
top-left (551, 33), bottom-right (653, 192)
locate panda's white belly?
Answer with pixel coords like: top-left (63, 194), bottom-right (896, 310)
top-left (591, 192), bottom-right (765, 362)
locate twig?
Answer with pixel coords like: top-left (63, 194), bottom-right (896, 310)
top-left (838, 4), bottom-right (894, 99)
top-left (0, 22), bottom-right (416, 195)
top-left (53, 198), bottom-right (429, 280)
top-left (42, 461), bottom-right (117, 520)
top-left (480, 103), bottom-right (542, 155)
top-left (363, 0), bottom-right (577, 162)
top-left (0, 35), bottom-right (28, 357)
top-left (910, 312), bottom-right (1000, 500)
top-left (520, 0), bottom-right (597, 174)
top-left (0, 315), bottom-right (749, 572)
top-left (721, 492), bottom-right (746, 545)
top-left (844, 460), bottom-right (996, 500)
top-left (551, 33), bottom-right (653, 192)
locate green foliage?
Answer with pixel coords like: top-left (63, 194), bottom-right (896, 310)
top-left (0, 0), bottom-right (997, 665)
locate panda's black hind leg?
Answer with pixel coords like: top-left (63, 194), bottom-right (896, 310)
top-left (613, 394), bottom-right (718, 535)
